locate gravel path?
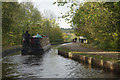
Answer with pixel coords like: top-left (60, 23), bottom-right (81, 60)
top-left (62, 42), bottom-right (103, 52)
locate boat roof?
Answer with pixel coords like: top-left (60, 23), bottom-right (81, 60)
top-left (79, 36), bottom-right (86, 39)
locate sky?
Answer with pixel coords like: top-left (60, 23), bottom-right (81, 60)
top-left (32, 0), bottom-right (72, 29)
top-left (18, 0), bottom-right (79, 29)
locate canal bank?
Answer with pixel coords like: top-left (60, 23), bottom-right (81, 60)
top-left (58, 42), bottom-right (120, 73)
top-left (2, 45), bottom-right (22, 57)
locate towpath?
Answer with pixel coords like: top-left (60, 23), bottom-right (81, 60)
top-left (60, 42), bottom-right (120, 59)
top-left (61, 42), bottom-right (103, 52)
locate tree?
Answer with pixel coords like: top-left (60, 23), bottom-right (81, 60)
top-left (71, 2), bottom-right (120, 51)
top-left (58, 1), bottom-right (120, 51)
top-left (2, 2), bottom-right (64, 46)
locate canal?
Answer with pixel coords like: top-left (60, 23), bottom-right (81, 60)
top-left (2, 45), bottom-right (120, 78)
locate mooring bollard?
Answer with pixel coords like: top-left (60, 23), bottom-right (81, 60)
top-left (92, 58), bottom-right (103, 68)
top-left (68, 52), bottom-right (72, 58)
top-left (85, 57), bottom-right (92, 65)
top-left (103, 61), bottom-right (113, 71)
top-left (79, 55), bottom-right (86, 62)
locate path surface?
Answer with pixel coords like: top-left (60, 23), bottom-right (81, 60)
top-left (62, 42), bottom-right (103, 52)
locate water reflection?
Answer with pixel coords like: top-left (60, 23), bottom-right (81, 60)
top-left (23, 55), bottom-right (43, 66)
top-left (2, 46), bottom-right (120, 78)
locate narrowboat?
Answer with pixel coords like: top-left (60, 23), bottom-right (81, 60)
top-left (21, 36), bottom-right (51, 55)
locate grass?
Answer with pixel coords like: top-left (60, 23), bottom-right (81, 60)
top-left (81, 42), bottom-right (120, 52)
top-left (51, 42), bottom-right (65, 45)
top-left (117, 60), bottom-right (120, 63)
top-left (58, 46), bottom-right (119, 63)
top-left (77, 53), bottom-right (118, 62)
top-left (58, 46), bottom-right (72, 52)
top-left (80, 43), bottom-right (102, 51)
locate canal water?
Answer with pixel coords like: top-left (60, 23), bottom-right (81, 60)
top-left (2, 45), bottom-right (120, 78)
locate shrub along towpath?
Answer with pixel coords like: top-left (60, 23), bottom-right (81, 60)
top-left (58, 42), bottom-right (120, 73)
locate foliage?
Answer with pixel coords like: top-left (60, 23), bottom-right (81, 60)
top-left (2, 2), bottom-right (63, 46)
top-left (62, 2), bottom-right (120, 51)
top-left (62, 33), bottom-right (76, 42)
top-left (61, 28), bottom-right (76, 42)
top-left (49, 27), bottom-right (63, 43)
top-left (61, 28), bottom-right (74, 33)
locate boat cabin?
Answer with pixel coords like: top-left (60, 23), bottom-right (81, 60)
top-left (79, 36), bottom-right (87, 43)
top-left (22, 36), bottom-right (51, 55)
